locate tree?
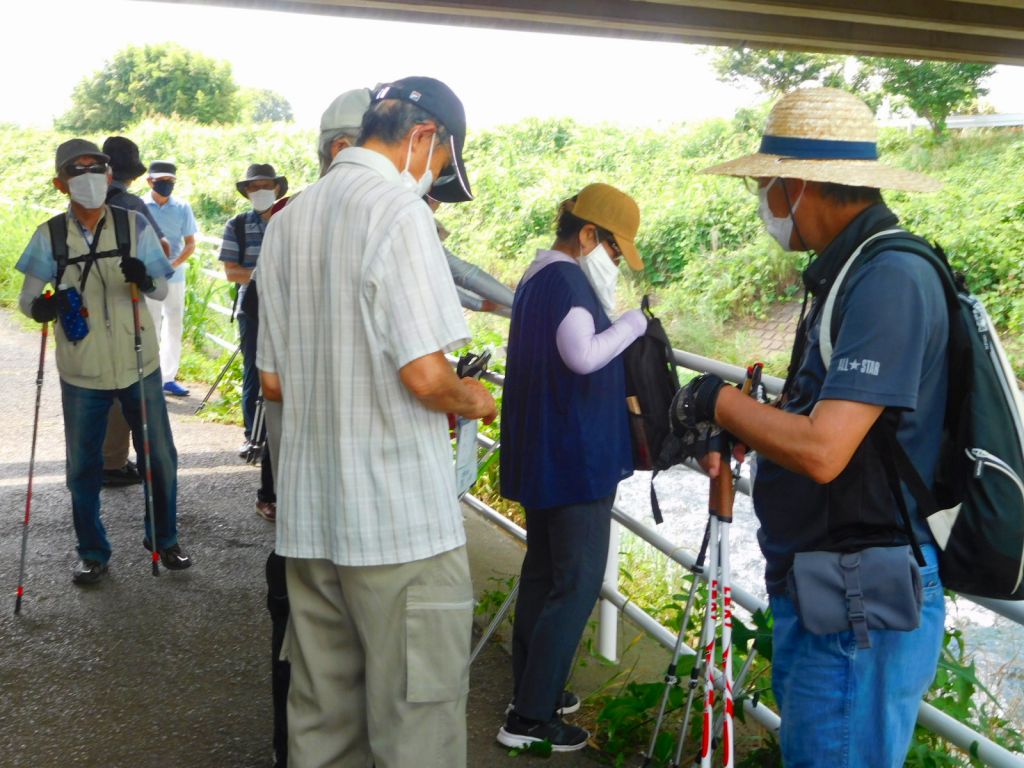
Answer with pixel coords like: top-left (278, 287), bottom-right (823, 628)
top-left (709, 47), bottom-right (993, 133)
top-left (57, 44), bottom-right (239, 131)
top-left (237, 88), bottom-right (294, 123)
top-left (870, 59), bottom-right (994, 134)
top-left (710, 47), bottom-right (848, 96)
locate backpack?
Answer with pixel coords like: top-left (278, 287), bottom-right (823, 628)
top-left (623, 295), bottom-right (681, 524)
top-left (821, 229), bottom-right (1024, 600)
top-left (47, 205), bottom-right (132, 287)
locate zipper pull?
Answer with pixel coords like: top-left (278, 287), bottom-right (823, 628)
top-left (967, 446), bottom-right (988, 479)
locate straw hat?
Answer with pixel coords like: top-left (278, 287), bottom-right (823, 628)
top-left (703, 88), bottom-right (941, 193)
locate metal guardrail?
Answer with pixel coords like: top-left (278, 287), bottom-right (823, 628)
top-left (465, 359), bottom-right (1024, 767)
top-left (880, 113), bottom-right (1024, 130)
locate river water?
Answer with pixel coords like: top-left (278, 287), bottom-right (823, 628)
top-left (614, 461), bottom-right (1024, 729)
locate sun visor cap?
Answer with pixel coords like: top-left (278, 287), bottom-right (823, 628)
top-left (373, 77), bottom-right (473, 202)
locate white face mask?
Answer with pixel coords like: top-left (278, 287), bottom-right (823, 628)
top-left (758, 177), bottom-right (805, 251)
top-left (579, 235), bottom-right (620, 318)
top-left (68, 172), bottom-right (108, 209)
top-left (398, 129), bottom-right (436, 197)
top-left (249, 189), bottom-right (277, 213)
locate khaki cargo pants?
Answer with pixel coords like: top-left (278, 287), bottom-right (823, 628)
top-left (283, 546), bottom-right (473, 768)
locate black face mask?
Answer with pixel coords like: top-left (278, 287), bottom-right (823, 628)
top-left (152, 179), bottom-right (175, 197)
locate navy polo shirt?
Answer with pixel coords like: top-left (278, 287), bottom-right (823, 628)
top-left (500, 259), bottom-right (634, 510)
top-left (753, 205), bottom-right (949, 594)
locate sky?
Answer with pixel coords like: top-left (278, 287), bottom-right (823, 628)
top-left (4, 0), bottom-right (1024, 133)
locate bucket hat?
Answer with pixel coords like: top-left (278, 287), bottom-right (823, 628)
top-left (569, 183), bottom-right (643, 270)
top-left (702, 88), bottom-right (940, 193)
top-left (236, 164), bottom-right (288, 198)
top-left (102, 136), bottom-right (146, 181)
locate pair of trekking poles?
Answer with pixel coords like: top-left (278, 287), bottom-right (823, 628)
top-left (15, 284), bottom-right (161, 613)
top-left (195, 345), bottom-right (266, 464)
top-left (643, 363), bottom-right (763, 768)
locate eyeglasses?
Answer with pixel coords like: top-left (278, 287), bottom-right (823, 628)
top-left (596, 229), bottom-right (623, 263)
top-left (66, 163), bottom-right (109, 177)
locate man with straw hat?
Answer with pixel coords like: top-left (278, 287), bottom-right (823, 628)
top-left (671, 87), bottom-right (947, 765)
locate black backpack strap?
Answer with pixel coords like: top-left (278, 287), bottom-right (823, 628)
top-left (232, 213), bottom-right (249, 267)
top-left (47, 214), bottom-right (69, 285)
top-left (872, 423), bottom-right (927, 567)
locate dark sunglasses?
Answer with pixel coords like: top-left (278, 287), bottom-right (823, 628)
top-left (65, 163), bottom-right (109, 177)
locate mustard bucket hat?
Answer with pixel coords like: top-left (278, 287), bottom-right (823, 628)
top-left (703, 87), bottom-right (941, 193)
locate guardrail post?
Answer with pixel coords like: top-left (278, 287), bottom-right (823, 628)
top-left (598, 519), bottom-right (621, 662)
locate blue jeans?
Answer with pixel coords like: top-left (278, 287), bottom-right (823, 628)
top-left (511, 494), bottom-right (613, 721)
top-left (61, 370), bottom-right (179, 564)
top-left (769, 544), bottom-right (944, 767)
top-left (237, 312), bottom-right (260, 440)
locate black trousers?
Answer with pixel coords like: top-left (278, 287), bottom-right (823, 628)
top-left (511, 493), bottom-right (614, 721)
top-left (266, 551), bottom-right (290, 768)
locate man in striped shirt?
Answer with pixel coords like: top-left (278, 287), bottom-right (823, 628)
top-left (256, 77), bottom-right (495, 767)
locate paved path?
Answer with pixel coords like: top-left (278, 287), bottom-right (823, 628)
top-left (0, 311), bottom-right (604, 768)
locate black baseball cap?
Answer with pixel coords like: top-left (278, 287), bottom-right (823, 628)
top-left (372, 77), bottom-right (473, 203)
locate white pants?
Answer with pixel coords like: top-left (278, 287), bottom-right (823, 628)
top-left (146, 280), bottom-right (185, 384)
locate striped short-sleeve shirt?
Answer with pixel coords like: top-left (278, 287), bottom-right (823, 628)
top-left (256, 147), bottom-right (471, 566)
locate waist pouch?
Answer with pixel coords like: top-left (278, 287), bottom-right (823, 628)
top-left (786, 545), bottom-right (922, 649)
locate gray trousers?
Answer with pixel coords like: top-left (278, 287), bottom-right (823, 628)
top-left (283, 546), bottom-right (473, 768)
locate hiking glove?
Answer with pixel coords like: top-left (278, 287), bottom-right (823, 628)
top-left (120, 256), bottom-right (155, 293)
top-left (30, 293), bottom-right (59, 323)
top-left (671, 373), bottom-right (727, 429)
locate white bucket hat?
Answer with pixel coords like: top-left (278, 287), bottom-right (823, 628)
top-left (703, 87), bottom-right (941, 193)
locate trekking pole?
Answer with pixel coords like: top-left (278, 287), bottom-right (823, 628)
top-left (642, 521), bottom-right (711, 767)
top-left (194, 343), bottom-right (241, 415)
top-left (469, 578), bottom-right (519, 665)
top-left (14, 301), bottom-right (50, 614)
top-left (246, 395), bottom-right (266, 464)
top-left (699, 641), bottom-right (758, 767)
top-left (693, 366), bottom-right (755, 768)
top-left (704, 467), bottom-right (735, 768)
top-left (130, 283), bottom-right (159, 577)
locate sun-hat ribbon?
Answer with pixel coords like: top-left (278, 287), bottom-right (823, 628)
top-left (759, 135), bottom-right (878, 160)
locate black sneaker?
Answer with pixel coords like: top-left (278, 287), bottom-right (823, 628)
top-left (238, 440), bottom-right (253, 459)
top-left (497, 712), bottom-right (589, 752)
top-left (143, 539), bottom-right (193, 570)
top-left (506, 690), bottom-right (581, 717)
top-left (102, 461), bottom-right (143, 487)
top-left (72, 559), bottom-right (109, 585)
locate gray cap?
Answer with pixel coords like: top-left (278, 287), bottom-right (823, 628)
top-left (319, 88), bottom-right (371, 142)
top-left (55, 139), bottom-right (108, 174)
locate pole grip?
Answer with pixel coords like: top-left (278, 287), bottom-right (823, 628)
top-left (709, 468), bottom-right (734, 522)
